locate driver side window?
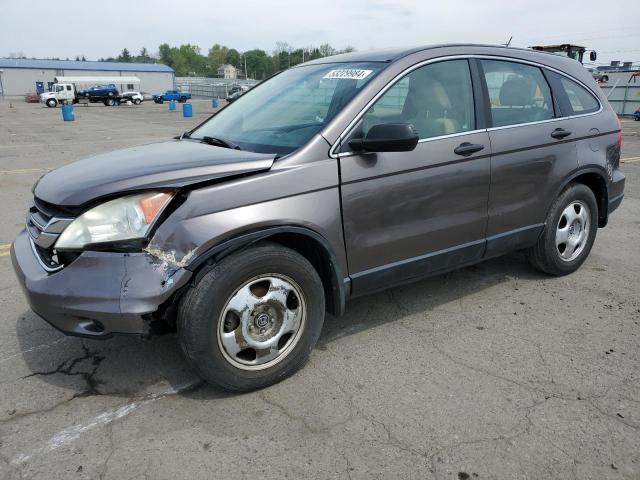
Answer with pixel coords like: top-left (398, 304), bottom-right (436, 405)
top-left (342, 59), bottom-right (475, 151)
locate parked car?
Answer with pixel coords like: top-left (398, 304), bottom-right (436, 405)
top-left (153, 90), bottom-right (191, 103)
top-left (24, 93), bottom-right (40, 103)
top-left (225, 90), bottom-right (244, 103)
top-left (140, 91), bottom-right (154, 101)
top-left (78, 84), bottom-right (119, 100)
top-left (120, 91), bottom-right (144, 105)
top-left (12, 45), bottom-right (625, 392)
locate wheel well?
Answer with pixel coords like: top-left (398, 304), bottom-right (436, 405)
top-left (569, 172), bottom-right (608, 227)
top-left (266, 232), bottom-right (342, 316)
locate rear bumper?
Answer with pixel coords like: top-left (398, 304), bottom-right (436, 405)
top-left (11, 229), bottom-right (192, 338)
top-left (608, 169), bottom-right (625, 215)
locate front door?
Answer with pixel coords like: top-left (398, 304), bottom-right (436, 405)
top-left (338, 59), bottom-right (491, 296)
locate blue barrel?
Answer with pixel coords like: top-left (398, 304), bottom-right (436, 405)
top-left (211, 98), bottom-right (219, 109)
top-left (61, 104), bottom-right (75, 122)
top-left (183, 103), bottom-right (193, 118)
top-left (169, 100), bottom-right (176, 111)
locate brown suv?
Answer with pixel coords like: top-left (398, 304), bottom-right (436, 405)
top-left (12, 45), bottom-right (625, 391)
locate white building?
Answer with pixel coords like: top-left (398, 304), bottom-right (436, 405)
top-left (0, 58), bottom-right (174, 96)
top-left (217, 64), bottom-right (238, 80)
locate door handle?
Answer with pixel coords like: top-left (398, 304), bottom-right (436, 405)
top-left (454, 142), bottom-right (485, 156)
top-left (551, 128), bottom-right (572, 140)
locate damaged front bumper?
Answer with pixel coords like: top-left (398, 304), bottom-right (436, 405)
top-left (11, 229), bottom-right (192, 338)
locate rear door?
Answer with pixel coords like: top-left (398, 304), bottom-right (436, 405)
top-left (338, 58), bottom-right (491, 295)
top-left (478, 58), bottom-right (578, 257)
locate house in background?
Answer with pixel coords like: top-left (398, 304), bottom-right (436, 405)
top-left (217, 64), bottom-right (238, 79)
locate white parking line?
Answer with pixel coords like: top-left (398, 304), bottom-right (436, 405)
top-left (0, 243), bottom-right (11, 257)
top-left (10, 380), bottom-right (201, 466)
top-left (0, 337), bottom-right (70, 365)
top-left (621, 156), bottom-right (640, 163)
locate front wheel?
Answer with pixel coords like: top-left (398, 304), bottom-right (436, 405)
top-left (178, 243), bottom-right (325, 391)
top-left (133, 98), bottom-right (141, 105)
top-left (46, 98), bottom-right (57, 108)
top-left (528, 183), bottom-right (598, 276)
top-left (104, 98), bottom-right (115, 106)
top-left (179, 96), bottom-right (187, 103)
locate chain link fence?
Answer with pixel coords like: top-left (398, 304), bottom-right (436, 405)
top-left (175, 77), bottom-right (259, 98)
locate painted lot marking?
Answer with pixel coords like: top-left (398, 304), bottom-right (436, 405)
top-left (0, 167), bottom-right (50, 174)
top-left (0, 243), bottom-right (11, 257)
top-left (10, 380), bottom-right (202, 466)
top-left (621, 156), bottom-right (640, 163)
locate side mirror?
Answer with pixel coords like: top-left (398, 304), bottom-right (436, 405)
top-left (590, 51), bottom-right (597, 62)
top-left (348, 123), bottom-right (419, 153)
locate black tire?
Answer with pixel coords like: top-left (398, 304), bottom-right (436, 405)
top-left (104, 98), bottom-right (115, 106)
top-left (178, 242), bottom-right (325, 391)
top-left (601, 75), bottom-right (609, 83)
top-left (46, 98), bottom-right (57, 108)
top-left (528, 183), bottom-right (598, 276)
top-left (179, 96), bottom-right (187, 103)
top-left (134, 98), bottom-right (141, 105)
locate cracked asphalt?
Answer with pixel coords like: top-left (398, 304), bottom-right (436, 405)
top-left (1, 99), bottom-right (639, 480)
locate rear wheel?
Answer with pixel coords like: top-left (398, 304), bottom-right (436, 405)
top-left (528, 183), bottom-right (598, 276)
top-left (133, 98), bottom-right (141, 105)
top-left (179, 96), bottom-right (187, 103)
top-left (104, 98), bottom-right (115, 106)
top-left (178, 243), bottom-right (325, 391)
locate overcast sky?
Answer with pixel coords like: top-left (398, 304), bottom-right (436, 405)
top-left (1, 0), bottom-right (638, 66)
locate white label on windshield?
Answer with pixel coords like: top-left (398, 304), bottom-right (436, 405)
top-left (323, 69), bottom-right (373, 80)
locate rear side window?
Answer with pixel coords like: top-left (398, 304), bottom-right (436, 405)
top-left (558, 77), bottom-right (600, 115)
top-left (481, 60), bottom-right (554, 128)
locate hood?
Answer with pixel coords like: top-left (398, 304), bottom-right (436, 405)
top-left (34, 140), bottom-right (275, 206)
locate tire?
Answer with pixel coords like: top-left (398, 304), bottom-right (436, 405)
top-left (104, 98), bottom-right (115, 106)
top-left (601, 75), bottom-right (609, 83)
top-left (46, 98), bottom-right (57, 108)
top-left (134, 98), bottom-right (141, 105)
top-left (528, 183), bottom-right (598, 276)
top-left (178, 242), bottom-right (325, 391)
top-left (179, 96), bottom-right (187, 103)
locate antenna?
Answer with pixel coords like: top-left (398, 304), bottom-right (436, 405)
top-left (503, 36), bottom-right (513, 47)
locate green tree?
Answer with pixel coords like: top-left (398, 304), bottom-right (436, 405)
top-left (225, 48), bottom-right (241, 67)
top-left (118, 48), bottom-right (132, 62)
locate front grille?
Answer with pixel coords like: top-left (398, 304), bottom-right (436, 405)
top-left (26, 200), bottom-right (75, 272)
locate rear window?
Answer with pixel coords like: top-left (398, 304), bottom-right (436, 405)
top-left (558, 77), bottom-right (600, 115)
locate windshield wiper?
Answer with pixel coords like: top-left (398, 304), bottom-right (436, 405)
top-left (201, 135), bottom-right (241, 150)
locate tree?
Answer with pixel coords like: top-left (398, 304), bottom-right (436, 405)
top-left (118, 48), bottom-right (132, 62)
top-left (159, 43), bottom-right (172, 65)
top-left (207, 44), bottom-right (229, 76)
top-left (243, 49), bottom-right (273, 79)
top-left (137, 47), bottom-right (152, 63)
top-left (225, 48), bottom-right (241, 67)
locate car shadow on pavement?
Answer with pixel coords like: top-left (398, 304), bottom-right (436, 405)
top-left (14, 251), bottom-right (543, 398)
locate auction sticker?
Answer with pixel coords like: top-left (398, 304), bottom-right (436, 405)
top-left (323, 69), bottom-right (373, 80)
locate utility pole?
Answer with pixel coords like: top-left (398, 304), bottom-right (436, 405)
top-left (244, 54), bottom-right (248, 80)
top-left (0, 70), bottom-right (4, 102)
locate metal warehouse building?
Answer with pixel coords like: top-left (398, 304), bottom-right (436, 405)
top-left (0, 58), bottom-right (174, 96)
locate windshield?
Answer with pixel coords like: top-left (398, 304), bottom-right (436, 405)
top-left (190, 62), bottom-right (385, 155)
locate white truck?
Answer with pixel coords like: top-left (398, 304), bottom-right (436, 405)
top-left (40, 76), bottom-right (141, 107)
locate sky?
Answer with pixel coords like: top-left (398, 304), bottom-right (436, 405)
top-left (1, 0), bottom-right (638, 66)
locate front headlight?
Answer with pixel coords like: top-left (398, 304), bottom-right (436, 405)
top-left (55, 191), bottom-right (174, 250)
